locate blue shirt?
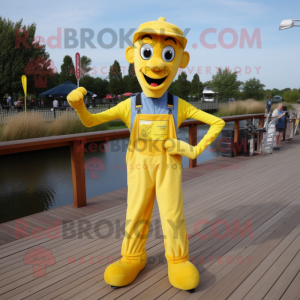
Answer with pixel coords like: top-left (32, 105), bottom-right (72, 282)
top-left (266, 100), bottom-right (272, 112)
top-left (130, 92), bottom-right (179, 132)
top-left (276, 110), bottom-right (285, 128)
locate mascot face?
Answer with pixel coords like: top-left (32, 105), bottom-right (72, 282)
top-left (125, 17), bottom-right (190, 98)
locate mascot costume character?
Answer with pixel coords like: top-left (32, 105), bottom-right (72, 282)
top-left (67, 17), bottom-right (225, 292)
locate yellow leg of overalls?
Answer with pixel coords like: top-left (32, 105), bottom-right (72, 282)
top-left (104, 114), bottom-right (199, 290)
top-left (156, 153), bottom-right (199, 290)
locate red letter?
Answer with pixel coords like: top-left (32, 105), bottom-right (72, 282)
top-left (31, 227), bottom-right (44, 240)
top-left (15, 219), bottom-right (30, 239)
top-left (218, 28), bottom-right (238, 49)
top-left (48, 28), bottom-right (62, 49)
top-left (232, 219), bottom-right (253, 239)
top-left (15, 28), bottom-right (30, 49)
top-left (88, 143), bottom-right (98, 153)
top-left (200, 28), bottom-right (217, 49)
top-left (240, 28), bottom-right (261, 49)
top-left (211, 220), bottom-right (231, 240)
top-left (193, 220), bottom-right (210, 239)
top-left (45, 219), bottom-right (60, 240)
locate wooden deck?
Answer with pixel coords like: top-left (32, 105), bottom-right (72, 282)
top-left (1, 136), bottom-right (300, 300)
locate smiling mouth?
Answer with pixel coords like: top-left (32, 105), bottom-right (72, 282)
top-left (142, 73), bottom-right (168, 87)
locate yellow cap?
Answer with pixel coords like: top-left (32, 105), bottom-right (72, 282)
top-left (132, 17), bottom-right (187, 49)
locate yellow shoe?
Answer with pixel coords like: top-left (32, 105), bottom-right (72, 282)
top-left (168, 261), bottom-right (200, 291)
top-left (104, 250), bottom-right (147, 287)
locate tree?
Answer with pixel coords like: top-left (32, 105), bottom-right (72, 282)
top-left (108, 60), bottom-right (124, 95)
top-left (177, 71), bottom-right (191, 100)
top-left (242, 78), bottom-right (265, 100)
top-left (79, 75), bottom-right (94, 93)
top-left (123, 75), bottom-right (130, 92)
top-left (59, 55), bottom-right (76, 84)
top-left (80, 55), bottom-right (92, 77)
top-left (210, 68), bottom-right (242, 101)
top-left (282, 89), bottom-right (300, 103)
top-left (127, 63), bottom-right (142, 93)
top-left (94, 77), bottom-right (109, 99)
top-left (190, 73), bottom-right (203, 100)
top-left (168, 80), bottom-right (179, 96)
top-left (0, 17), bottom-right (54, 103)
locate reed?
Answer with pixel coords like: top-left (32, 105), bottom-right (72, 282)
top-left (217, 99), bottom-right (283, 117)
top-left (0, 112), bottom-right (109, 142)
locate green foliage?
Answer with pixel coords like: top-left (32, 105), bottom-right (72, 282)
top-left (127, 63), bottom-right (142, 93)
top-left (59, 55), bottom-right (76, 84)
top-left (242, 77), bottom-right (265, 100)
top-left (177, 71), bottom-right (191, 100)
top-left (210, 68), bottom-right (242, 101)
top-left (168, 81), bottom-right (179, 96)
top-left (108, 60), bottom-right (124, 95)
top-left (79, 75), bottom-right (94, 93)
top-left (0, 17), bottom-right (53, 101)
top-left (80, 55), bottom-right (92, 76)
top-left (123, 75), bottom-right (130, 92)
top-left (92, 77), bottom-right (109, 99)
top-left (282, 89), bottom-right (300, 103)
top-left (190, 73), bottom-right (203, 100)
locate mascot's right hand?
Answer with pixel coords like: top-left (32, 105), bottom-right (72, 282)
top-left (67, 87), bottom-right (87, 110)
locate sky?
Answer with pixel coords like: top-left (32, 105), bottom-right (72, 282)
top-left (2, 0), bottom-right (300, 90)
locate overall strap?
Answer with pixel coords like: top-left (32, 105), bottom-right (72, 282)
top-left (135, 93), bottom-right (142, 114)
top-left (167, 93), bottom-right (174, 114)
top-left (135, 92), bottom-right (174, 114)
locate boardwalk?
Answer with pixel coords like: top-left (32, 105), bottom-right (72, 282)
top-left (0, 136), bottom-right (300, 300)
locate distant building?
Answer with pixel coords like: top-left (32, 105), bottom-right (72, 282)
top-left (202, 86), bottom-right (216, 102)
top-left (273, 95), bottom-right (282, 103)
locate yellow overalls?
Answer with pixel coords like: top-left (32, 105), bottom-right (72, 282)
top-left (123, 112), bottom-right (188, 260)
top-left (68, 89), bottom-right (225, 290)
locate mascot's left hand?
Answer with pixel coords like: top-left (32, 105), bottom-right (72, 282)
top-left (164, 138), bottom-right (202, 159)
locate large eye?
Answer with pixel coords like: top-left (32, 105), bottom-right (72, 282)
top-left (140, 44), bottom-right (153, 60)
top-left (162, 46), bottom-right (175, 62)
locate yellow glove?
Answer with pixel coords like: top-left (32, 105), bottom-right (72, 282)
top-left (164, 138), bottom-right (203, 159)
top-left (67, 87), bottom-right (87, 110)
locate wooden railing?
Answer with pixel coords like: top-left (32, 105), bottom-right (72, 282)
top-left (0, 114), bottom-right (265, 207)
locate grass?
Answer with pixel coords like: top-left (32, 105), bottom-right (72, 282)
top-left (217, 99), bottom-right (294, 117)
top-left (0, 112), bottom-right (109, 142)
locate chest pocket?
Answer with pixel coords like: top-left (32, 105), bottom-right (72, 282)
top-left (138, 120), bottom-right (169, 141)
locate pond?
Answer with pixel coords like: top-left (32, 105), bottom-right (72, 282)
top-left (0, 122), bottom-right (236, 223)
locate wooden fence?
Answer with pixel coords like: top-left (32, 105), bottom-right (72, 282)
top-left (0, 114), bottom-right (265, 207)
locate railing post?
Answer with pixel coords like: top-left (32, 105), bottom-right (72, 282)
top-left (70, 140), bottom-right (86, 207)
top-left (189, 123), bottom-right (197, 168)
top-left (283, 117), bottom-right (287, 141)
top-left (234, 120), bottom-right (239, 156)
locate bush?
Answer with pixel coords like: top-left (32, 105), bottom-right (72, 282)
top-left (282, 89), bottom-right (300, 103)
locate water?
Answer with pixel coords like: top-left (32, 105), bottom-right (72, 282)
top-left (0, 123), bottom-right (235, 223)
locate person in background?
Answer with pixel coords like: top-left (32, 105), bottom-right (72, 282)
top-left (273, 103), bottom-right (287, 151)
top-left (266, 95), bottom-right (272, 114)
top-left (7, 95), bottom-right (11, 107)
top-left (53, 98), bottom-right (58, 109)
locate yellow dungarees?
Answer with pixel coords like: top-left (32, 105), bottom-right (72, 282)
top-left (73, 94), bottom-right (225, 290)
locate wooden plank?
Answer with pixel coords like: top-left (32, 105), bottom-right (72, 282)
top-left (227, 226), bottom-right (300, 299)
top-left (253, 247), bottom-right (300, 300)
top-left (280, 271), bottom-right (300, 300)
